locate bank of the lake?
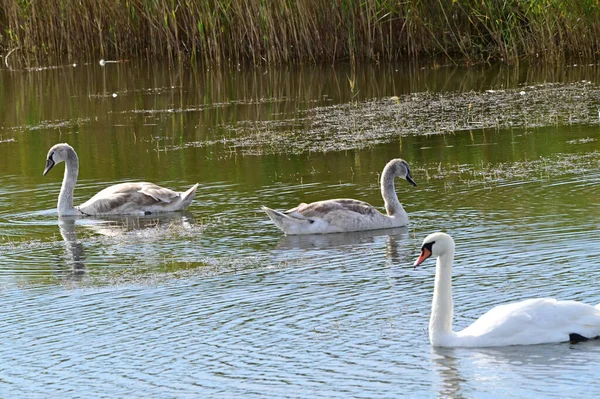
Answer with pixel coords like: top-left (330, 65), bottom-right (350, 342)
top-left (2, 0), bottom-right (600, 67)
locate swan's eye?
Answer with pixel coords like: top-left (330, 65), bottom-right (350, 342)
top-left (422, 241), bottom-right (435, 252)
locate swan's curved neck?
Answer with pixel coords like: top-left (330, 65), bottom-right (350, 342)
top-left (380, 167), bottom-right (403, 216)
top-left (429, 250), bottom-right (456, 346)
top-left (58, 149), bottom-right (79, 216)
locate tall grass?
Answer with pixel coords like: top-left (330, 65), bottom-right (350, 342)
top-left (1, 0), bottom-right (600, 66)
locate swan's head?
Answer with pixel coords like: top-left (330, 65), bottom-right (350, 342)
top-left (43, 143), bottom-right (75, 176)
top-left (385, 159), bottom-right (417, 187)
top-left (414, 232), bottom-right (455, 268)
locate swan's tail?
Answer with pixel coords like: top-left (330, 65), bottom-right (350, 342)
top-left (261, 206), bottom-right (309, 234)
top-left (179, 183), bottom-right (199, 209)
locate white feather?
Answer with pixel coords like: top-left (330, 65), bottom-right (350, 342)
top-left (416, 232), bottom-right (600, 347)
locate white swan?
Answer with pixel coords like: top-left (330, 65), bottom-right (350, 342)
top-left (43, 143), bottom-right (199, 216)
top-left (262, 158), bottom-right (417, 235)
top-left (414, 232), bottom-right (600, 347)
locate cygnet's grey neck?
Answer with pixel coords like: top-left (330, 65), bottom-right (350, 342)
top-left (380, 166), bottom-right (403, 216)
top-left (57, 148), bottom-right (79, 216)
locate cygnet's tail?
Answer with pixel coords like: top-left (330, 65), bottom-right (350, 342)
top-left (179, 183), bottom-right (199, 209)
top-left (261, 206), bottom-right (289, 231)
top-left (261, 205), bottom-right (310, 235)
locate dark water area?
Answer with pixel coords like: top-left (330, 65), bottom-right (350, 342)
top-left (0, 60), bottom-right (599, 397)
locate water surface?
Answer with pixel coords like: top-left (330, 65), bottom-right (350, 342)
top-left (1, 61), bottom-right (600, 397)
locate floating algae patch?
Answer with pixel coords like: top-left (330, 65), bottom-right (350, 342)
top-left (0, 117), bottom-right (91, 133)
top-left (174, 81), bottom-right (600, 156)
top-left (25, 117), bottom-right (91, 131)
top-left (417, 150), bottom-right (600, 188)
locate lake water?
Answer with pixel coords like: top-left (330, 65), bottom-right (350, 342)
top-left (1, 61), bottom-right (600, 397)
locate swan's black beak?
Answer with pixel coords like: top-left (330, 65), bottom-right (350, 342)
top-left (413, 247), bottom-right (431, 268)
top-left (406, 174), bottom-right (417, 187)
top-left (43, 157), bottom-right (55, 176)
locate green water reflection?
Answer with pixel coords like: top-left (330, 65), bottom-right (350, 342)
top-left (0, 61), bottom-right (598, 285)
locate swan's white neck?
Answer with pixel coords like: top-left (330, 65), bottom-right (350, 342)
top-left (57, 149), bottom-right (80, 216)
top-left (380, 167), bottom-right (404, 216)
top-left (429, 250), bottom-right (456, 346)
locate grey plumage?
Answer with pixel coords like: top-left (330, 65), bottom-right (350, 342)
top-left (44, 143), bottom-right (198, 216)
top-left (262, 158), bottom-right (416, 235)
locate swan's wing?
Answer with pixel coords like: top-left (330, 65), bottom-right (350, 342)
top-left (457, 298), bottom-right (600, 345)
top-left (286, 199), bottom-right (379, 219)
top-left (78, 182), bottom-right (179, 215)
top-left (137, 183), bottom-right (180, 203)
top-left (281, 199), bottom-right (387, 233)
top-left (264, 199), bottom-right (389, 234)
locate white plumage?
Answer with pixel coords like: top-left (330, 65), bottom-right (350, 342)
top-left (415, 232), bottom-right (600, 347)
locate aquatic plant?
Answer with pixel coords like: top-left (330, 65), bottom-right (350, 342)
top-left (1, 0), bottom-right (600, 66)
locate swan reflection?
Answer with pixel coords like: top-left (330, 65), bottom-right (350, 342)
top-left (430, 347), bottom-right (465, 399)
top-left (77, 211), bottom-right (197, 237)
top-left (431, 341), bottom-right (600, 398)
top-left (58, 217), bottom-right (86, 276)
top-left (56, 212), bottom-right (197, 277)
top-left (274, 226), bottom-right (408, 263)
top-left (276, 226), bottom-right (407, 249)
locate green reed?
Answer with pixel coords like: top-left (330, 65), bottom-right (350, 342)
top-left (1, 0), bottom-right (599, 66)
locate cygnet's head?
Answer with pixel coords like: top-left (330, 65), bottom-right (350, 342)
top-left (414, 232), bottom-right (455, 267)
top-left (384, 159), bottom-right (417, 187)
top-left (43, 143), bottom-right (76, 176)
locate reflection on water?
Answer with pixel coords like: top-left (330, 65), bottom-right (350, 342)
top-left (74, 211), bottom-right (198, 237)
top-left (276, 226), bottom-right (407, 249)
top-left (273, 227), bottom-right (409, 267)
top-left (431, 348), bottom-right (465, 399)
top-left (432, 341), bottom-right (600, 398)
top-left (54, 212), bottom-right (198, 278)
top-left (58, 217), bottom-right (86, 277)
top-left (1, 62), bottom-right (600, 397)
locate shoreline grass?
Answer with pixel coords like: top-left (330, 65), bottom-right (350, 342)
top-left (1, 0), bottom-right (600, 66)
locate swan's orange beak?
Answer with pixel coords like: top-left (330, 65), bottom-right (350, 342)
top-left (414, 247), bottom-right (431, 268)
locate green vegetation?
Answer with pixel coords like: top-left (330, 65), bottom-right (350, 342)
top-left (1, 0), bottom-right (600, 66)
